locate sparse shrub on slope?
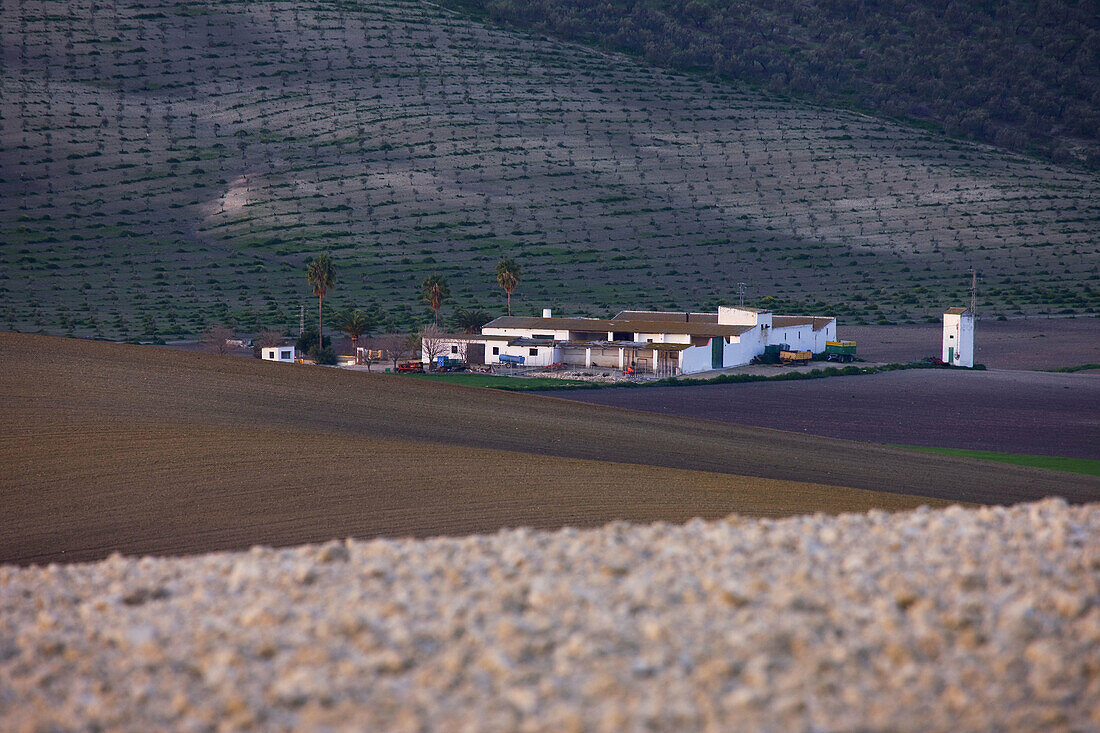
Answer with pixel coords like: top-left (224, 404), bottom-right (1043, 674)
top-left (442, 0), bottom-right (1100, 167)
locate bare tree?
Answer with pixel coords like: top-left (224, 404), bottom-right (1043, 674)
top-left (255, 329), bottom-right (284, 348)
top-left (202, 325), bottom-right (234, 355)
top-left (419, 324), bottom-right (448, 369)
top-left (452, 338), bottom-right (469, 363)
top-left (376, 333), bottom-right (417, 372)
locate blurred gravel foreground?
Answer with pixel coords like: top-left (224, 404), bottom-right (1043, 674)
top-left (2, 499), bottom-right (1098, 731)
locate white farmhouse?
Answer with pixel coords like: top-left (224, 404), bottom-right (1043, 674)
top-left (422, 305), bottom-right (838, 375)
top-left (942, 307), bottom-right (975, 367)
top-left (261, 345), bottom-right (296, 362)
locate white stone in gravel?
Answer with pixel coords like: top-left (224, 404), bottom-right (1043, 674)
top-left (2, 498), bottom-right (1098, 731)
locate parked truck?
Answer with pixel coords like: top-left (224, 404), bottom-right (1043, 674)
top-left (824, 341), bottom-right (857, 363)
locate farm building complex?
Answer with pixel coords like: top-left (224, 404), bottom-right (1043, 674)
top-left (421, 306), bottom-right (838, 375)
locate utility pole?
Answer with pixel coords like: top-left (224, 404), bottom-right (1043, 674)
top-left (968, 267), bottom-right (978, 315)
top-left (737, 282), bottom-right (746, 307)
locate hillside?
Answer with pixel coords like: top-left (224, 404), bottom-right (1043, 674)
top-left (442, 0), bottom-right (1100, 167)
top-left (1, 0), bottom-right (1097, 341)
top-left (4, 332), bottom-right (1099, 564)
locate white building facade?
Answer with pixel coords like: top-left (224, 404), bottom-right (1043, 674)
top-left (942, 307), bottom-right (975, 367)
top-left (261, 345), bottom-right (296, 362)
top-left (423, 306), bottom-right (838, 375)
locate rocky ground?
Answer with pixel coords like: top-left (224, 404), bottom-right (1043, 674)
top-left (2, 499), bottom-right (1098, 731)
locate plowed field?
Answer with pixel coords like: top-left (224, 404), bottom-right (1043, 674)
top-left (545, 369), bottom-right (1100, 459)
top-left (3, 333), bottom-right (1096, 564)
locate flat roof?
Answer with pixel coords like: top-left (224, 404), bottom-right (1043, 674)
top-left (422, 333), bottom-right (514, 341)
top-left (484, 316), bottom-right (616, 331)
top-left (612, 310), bottom-right (718, 323)
top-left (944, 307), bottom-right (971, 315)
top-left (771, 316), bottom-right (835, 331)
top-left (484, 315), bottom-right (754, 338)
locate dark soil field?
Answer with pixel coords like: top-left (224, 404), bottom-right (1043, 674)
top-left (843, 317), bottom-right (1100, 370)
top-left (4, 333), bottom-right (1097, 565)
top-left (546, 369), bottom-right (1100, 460)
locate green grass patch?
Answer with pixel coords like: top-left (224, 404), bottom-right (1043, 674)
top-left (895, 446), bottom-right (1100, 476)
top-left (410, 361), bottom-right (966, 393)
top-left (409, 373), bottom-right (596, 390)
top-left (1041, 363), bottom-right (1100, 373)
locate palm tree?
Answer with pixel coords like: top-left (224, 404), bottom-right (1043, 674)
top-left (332, 307), bottom-right (373, 353)
top-left (450, 307), bottom-right (491, 334)
top-left (495, 257), bottom-right (521, 316)
top-left (305, 253), bottom-right (336, 352)
top-left (421, 274), bottom-right (449, 326)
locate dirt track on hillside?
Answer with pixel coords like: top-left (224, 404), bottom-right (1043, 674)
top-left (2, 333), bottom-right (1096, 563)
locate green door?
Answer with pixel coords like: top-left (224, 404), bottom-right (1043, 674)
top-left (948, 346), bottom-right (954, 363)
top-left (711, 337), bottom-right (723, 369)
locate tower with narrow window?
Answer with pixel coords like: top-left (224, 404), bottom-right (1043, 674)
top-left (942, 307), bottom-right (974, 367)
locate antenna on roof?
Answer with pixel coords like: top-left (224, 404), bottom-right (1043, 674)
top-left (737, 282), bottom-right (746, 307)
top-left (299, 305), bottom-right (305, 335)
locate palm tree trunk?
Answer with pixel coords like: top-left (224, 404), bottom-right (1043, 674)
top-left (318, 295), bottom-right (324, 351)
top-left (507, 291), bottom-right (511, 316)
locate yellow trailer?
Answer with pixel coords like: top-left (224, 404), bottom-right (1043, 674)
top-left (780, 349), bottom-right (812, 365)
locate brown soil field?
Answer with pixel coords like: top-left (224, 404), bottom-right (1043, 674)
top-left (843, 316), bottom-right (1099, 370)
top-left (546, 369), bottom-right (1100, 459)
top-left (3, 333), bottom-right (1096, 564)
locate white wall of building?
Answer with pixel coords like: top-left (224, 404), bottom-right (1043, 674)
top-left (815, 321), bottom-right (837, 352)
top-left (635, 332), bottom-right (693, 345)
top-left (942, 312), bottom-right (974, 367)
top-left (718, 306), bottom-right (773, 328)
top-left (723, 328), bottom-right (764, 367)
top-left (680, 344), bottom-right (713, 374)
top-left (483, 342), bottom-right (560, 367)
top-left (482, 326), bottom-right (573, 340)
top-left (261, 346), bottom-right (296, 362)
top-left (769, 327), bottom-right (811, 352)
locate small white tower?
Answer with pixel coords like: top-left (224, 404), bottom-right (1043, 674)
top-left (942, 307), bottom-right (974, 367)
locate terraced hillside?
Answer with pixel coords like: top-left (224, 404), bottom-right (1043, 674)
top-left (4, 332), bottom-right (1098, 564)
top-left (1, 0), bottom-right (1097, 341)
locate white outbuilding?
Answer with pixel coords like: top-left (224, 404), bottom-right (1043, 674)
top-left (261, 345), bottom-right (296, 362)
top-left (942, 307), bottom-right (974, 367)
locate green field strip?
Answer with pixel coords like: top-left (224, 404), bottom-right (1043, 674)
top-left (409, 373), bottom-right (594, 390)
top-left (895, 446), bottom-right (1100, 477)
